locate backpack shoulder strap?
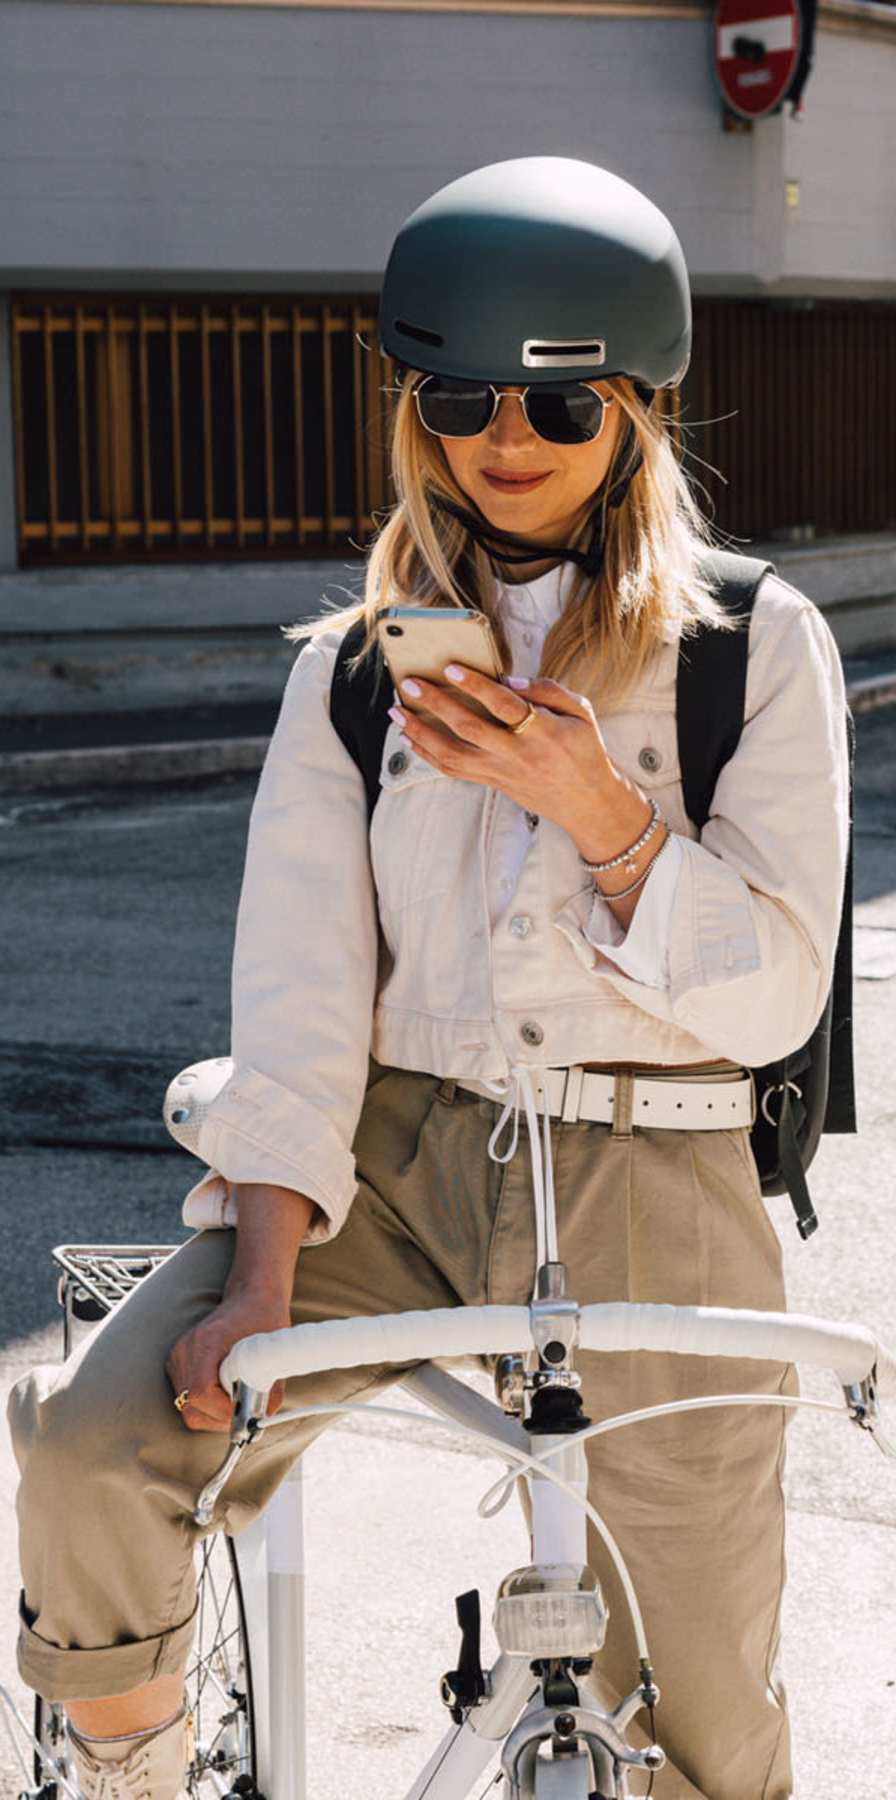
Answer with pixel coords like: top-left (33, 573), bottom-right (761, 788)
top-left (329, 619), bottom-right (392, 823)
top-left (676, 549), bottom-right (777, 829)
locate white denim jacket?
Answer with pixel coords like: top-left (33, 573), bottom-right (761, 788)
top-left (182, 563), bottom-right (850, 1247)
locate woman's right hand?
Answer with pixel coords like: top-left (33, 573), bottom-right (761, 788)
top-left (165, 1282), bottom-right (291, 1432)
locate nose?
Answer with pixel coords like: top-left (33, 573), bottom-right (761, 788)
top-left (485, 389), bottom-right (538, 447)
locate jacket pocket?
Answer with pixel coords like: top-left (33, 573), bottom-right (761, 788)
top-left (371, 719), bottom-right (460, 917)
top-left (599, 708), bottom-right (682, 795)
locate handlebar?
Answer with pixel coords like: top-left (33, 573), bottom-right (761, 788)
top-left (219, 1300), bottom-right (895, 1395)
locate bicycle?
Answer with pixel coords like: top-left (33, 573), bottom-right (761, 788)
top-left (2, 1237), bottom-right (894, 1800)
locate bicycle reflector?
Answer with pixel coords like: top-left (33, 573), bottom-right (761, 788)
top-left (493, 1564), bottom-right (608, 1659)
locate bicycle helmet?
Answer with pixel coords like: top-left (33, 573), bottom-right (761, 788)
top-left (378, 156), bottom-right (691, 577)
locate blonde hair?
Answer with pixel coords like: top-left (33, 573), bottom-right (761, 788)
top-left (285, 372), bottom-right (741, 713)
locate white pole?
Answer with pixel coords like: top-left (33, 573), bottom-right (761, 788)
top-left (265, 1461), bottom-right (307, 1799)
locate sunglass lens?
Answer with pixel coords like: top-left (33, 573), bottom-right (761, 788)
top-left (526, 385), bottom-right (606, 445)
top-left (415, 378), bottom-right (493, 438)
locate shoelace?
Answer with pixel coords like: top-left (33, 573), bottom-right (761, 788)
top-left (71, 1741), bottom-right (155, 1799)
top-left (479, 1062), bottom-right (559, 1296)
top-left (67, 1713), bottom-right (186, 1800)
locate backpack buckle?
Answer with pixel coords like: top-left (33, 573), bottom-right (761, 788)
top-left (759, 1078), bottom-right (802, 1128)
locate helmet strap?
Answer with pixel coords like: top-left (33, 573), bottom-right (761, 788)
top-left (431, 422), bottom-right (644, 582)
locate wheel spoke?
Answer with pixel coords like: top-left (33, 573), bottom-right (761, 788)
top-left (188, 1626), bottom-right (243, 1705)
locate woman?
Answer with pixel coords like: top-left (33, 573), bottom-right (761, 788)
top-left (8, 158), bottom-right (849, 1799)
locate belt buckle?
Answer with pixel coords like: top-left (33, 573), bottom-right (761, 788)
top-left (559, 1064), bottom-right (586, 1124)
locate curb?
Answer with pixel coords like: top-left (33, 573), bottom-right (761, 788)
top-left (0, 735), bottom-right (269, 796)
top-left (845, 672), bottom-right (896, 714)
top-left (1, 674), bottom-right (895, 797)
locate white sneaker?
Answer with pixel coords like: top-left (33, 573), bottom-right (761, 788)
top-left (65, 1708), bottom-right (187, 1800)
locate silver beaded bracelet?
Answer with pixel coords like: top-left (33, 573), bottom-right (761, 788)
top-left (578, 795), bottom-right (663, 876)
top-left (593, 829), bottom-right (671, 901)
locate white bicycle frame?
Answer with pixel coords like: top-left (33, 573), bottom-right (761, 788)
top-left (206, 1278), bottom-right (894, 1800)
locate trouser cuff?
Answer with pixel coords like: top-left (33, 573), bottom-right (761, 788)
top-left (16, 1591), bottom-right (199, 1703)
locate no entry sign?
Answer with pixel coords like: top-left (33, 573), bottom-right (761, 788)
top-left (714, 0), bottom-right (802, 120)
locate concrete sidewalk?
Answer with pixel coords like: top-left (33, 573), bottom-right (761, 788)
top-left (1, 540), bottom-right (894, 794)
top-left (1, 650), bottom-right (894, 800)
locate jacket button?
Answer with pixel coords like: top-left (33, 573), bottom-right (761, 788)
top-left (509, 914), bottom-right (533, 939)
top-left (638, 746), bottom-right (662, 773)
top-left (388, 750), bottom-right (409, 776)
top-left (520, 1020), bottom-right (544, 1046)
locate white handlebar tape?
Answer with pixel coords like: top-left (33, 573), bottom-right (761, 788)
top-left (577, 1302), bottom-right (894, 1393)
top-left (219, 1301), bottom-right (894, 1397)
top-left (220, 1305), bottom-right (530, 1393)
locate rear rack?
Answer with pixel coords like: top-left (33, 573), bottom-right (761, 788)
top-left (52, 1242), bottom-right (179, 1355)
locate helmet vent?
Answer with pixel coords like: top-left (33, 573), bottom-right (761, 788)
top-left (394, 319), bottom-right (444, 349)
top-left (523, 338), bottom-right (606, 370)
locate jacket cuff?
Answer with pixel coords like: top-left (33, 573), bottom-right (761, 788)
top-left (181, 1064), bottom-right (355, 1247)
top-left (579, 833), bottom-right (684, 989)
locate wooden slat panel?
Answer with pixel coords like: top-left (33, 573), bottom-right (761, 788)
top-left (292, 303), bottom-right (306, 546)
top-left (201, 301), bottom-right (214, 549)
top-left (107, 303), bottom-right (123, 552)
top-left (321, 302), bottom-right (335, 545)
top-left (363, 320), bottom-right (382, 523)
top-left (383, 353), bottom-right (397, 505)
top-left (262, 301), bottom-right (275, 549)
top-left (351, 304), bottom-right (365, 545)
top-left (169, 302), bottom-right (184, 548)
top-left (10, 302), bottom-right (28, 554)
top-left (75, 303), bottom-right (91, 553)
top-left (42, 304), bottom-right (60, 552)
top-left (886, 302), bottom-right (895, 527)
top-left (231, 303), bottom-right (246, 550)
top-left (11, 289), bottom-right (895, 566)
top-left (138, 302), bottom-right (153, 551)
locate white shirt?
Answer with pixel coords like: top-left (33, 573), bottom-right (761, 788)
top-left (490, 563), bottom-right (683, 987)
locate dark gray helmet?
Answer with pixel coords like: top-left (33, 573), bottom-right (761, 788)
top-left (378, 155), bottom-right (691, 395)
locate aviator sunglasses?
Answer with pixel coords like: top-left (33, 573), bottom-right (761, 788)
top-left (412, 374), bottom-right (615, 447)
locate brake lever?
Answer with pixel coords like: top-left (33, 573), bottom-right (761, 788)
top-left (193, 1382), bottom-right (269, 1526)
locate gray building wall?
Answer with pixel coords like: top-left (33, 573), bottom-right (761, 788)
top-left (1, 1), bottom-right (894, 301)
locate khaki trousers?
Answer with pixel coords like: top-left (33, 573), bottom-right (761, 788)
top-left (8, 1057), bottom-right (798, 1799)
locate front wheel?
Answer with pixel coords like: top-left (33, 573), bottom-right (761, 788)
top-left (32, 1532), bottom-right (261, 1799)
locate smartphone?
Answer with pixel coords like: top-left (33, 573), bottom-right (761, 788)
top-left (376, 606), bottom-right (507, 733)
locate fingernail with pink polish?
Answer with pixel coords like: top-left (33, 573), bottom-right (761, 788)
top-left (505, 675), bottom-right (530, 689)
top-left (388, 704), bottom-right (406, 726)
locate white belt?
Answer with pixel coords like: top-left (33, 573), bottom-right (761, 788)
top-left (455, 1065), bottom-right (756, 1131)
top-left (454, 1063), bottom-right (756, 1302)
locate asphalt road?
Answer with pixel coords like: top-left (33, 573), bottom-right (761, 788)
top-left (1, 710), bottom-right (895, 1798)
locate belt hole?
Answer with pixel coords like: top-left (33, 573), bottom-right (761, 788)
top-left (676, 1102), bottom-right (682, 1108)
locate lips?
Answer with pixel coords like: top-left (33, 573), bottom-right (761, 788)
top-left (482, 469), bottom-right (551, 493)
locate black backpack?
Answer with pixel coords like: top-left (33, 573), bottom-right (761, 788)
top-left (329, 548), bottom-right (856, 1239)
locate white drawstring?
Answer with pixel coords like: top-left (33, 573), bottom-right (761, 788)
top-left (479, 1063), bottom-right (559, 1297)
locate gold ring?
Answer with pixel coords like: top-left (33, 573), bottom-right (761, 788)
top-left (173, 1389), bottom-right (190, 1413)
top-left (508, 702), bottom-right (537, 735)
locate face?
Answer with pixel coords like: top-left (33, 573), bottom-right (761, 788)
top-left (431, 379), bottom-right (624, 583)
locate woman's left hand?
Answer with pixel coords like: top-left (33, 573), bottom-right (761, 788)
top-left (391, 664), bottom-right (615, 840)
